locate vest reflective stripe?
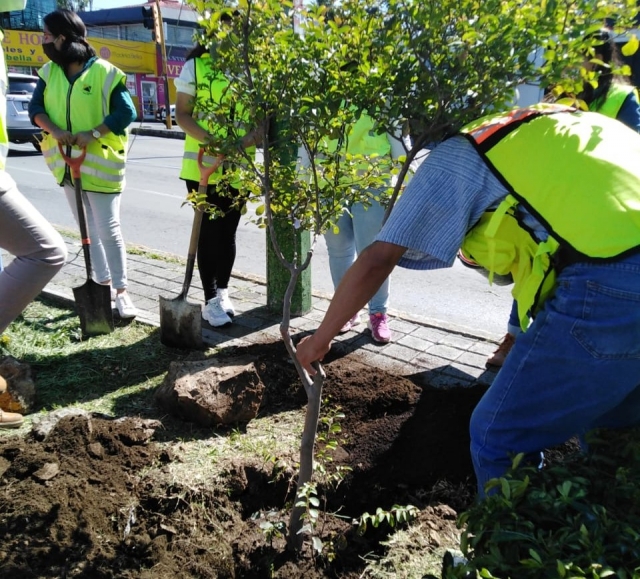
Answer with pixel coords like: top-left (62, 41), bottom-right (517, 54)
top-left (39, 59), bottom-right (128, 193)
top-left (183, 150), bottom-right (219, 166)
top-left (0, 30), bottom-right (8, 171)
top-left (460, 105), bottom-right (640, 330)
top-left (590, 83), bottom-right (639, 119)
top-left (180, 55), bottom-right (250, 185)
top-left (41, 144), bottom-right (126, 185)
top-left (0, 143), bottom-right (8, 165)
top-left (102, 68), bottom-right (118, 117)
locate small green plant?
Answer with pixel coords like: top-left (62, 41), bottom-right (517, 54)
top-left (253, 509), bottom-right (287, 547)
top-left (356, 504), bottom-right (420, 535)
top-left (294, 481), bottom-right (324, 554)
top-left (455, 429), bottom-right (640, 579)
top-left (315, 401), bottom-right (348, 478)
top-left (288, 399), bottom-right (353, 559)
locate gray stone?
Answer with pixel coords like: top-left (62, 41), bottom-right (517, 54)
top-left (31, 408), bottom-right (92, 440)
top-left (155, 356), bottom-right (265, 426)
top-left (33, 462), bottom-right (60, 482)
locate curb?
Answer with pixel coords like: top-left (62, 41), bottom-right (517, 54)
top-left (131, 127), bottom-right (185, 140)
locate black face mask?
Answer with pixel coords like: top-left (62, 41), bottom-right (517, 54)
top-left (42, 41), bottom-right (67, 67)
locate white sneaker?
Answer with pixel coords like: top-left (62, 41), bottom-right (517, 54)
top-left (115, 292), bottom-right (137, 318)
top-left (202, 297), bottom-right (232, 327)
top-left (217, 288), bottom-right (235, 317)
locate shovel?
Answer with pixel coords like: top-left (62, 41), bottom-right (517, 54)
top-left (159, 148), bottom-right (222, 349)
top-left (59, 143), bottom-right (114, 338)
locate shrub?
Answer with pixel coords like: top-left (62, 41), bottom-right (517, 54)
top-left (453, 429), bottom-right (640, 579)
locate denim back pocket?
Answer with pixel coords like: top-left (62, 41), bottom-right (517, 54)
top-left (571, 280), bottom-right (640, 359)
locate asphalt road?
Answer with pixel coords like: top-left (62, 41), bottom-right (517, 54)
top-left (6, 134), bottom-right (514, 337)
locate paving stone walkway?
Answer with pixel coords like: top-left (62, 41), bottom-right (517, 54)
top-left (3, 234), bottom-right (499, 390)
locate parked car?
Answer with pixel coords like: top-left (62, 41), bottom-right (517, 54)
top-left (6, 72), bottom-right (41, 152)
top-left (155, 103), bottom-right (176, 122)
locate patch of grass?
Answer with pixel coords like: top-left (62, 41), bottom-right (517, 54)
top-left (126, 245), bottom-right (185, 264)
top-left (0, 297), bottom-right (189, 425)
top-left (361, 522), bottom-right (452, 578)
top-left (0, 298), bottom-right (455, 577)
top-left (53, 225), bottom-right (185, 265)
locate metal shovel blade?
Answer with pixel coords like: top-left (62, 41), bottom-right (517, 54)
top-left (159, 294), bottom-right (203, 350)
top-left (73, 280), bottom-right (114, 338)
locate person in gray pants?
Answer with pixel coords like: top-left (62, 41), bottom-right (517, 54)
top-left (0, 183), bottom-right (67, 335)
top-left (0, 1), bottom-right (68, 427)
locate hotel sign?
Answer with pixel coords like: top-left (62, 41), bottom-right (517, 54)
top-left (1, 29), bottom-right (157, 74)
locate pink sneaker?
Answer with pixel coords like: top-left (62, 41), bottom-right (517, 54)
top-left (339, 312), bottom-right (361, 334)
top-left (368, 313), bottom-right (391, 343)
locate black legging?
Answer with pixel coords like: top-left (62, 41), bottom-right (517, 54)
top-left (185, 179), bottom-right (244, 302)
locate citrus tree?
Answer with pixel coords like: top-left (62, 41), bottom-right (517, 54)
top-left (188, 0), bottom-right (637, 553)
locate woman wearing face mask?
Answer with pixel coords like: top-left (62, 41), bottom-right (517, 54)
top-left (29, 9), bottom-right (138, 319)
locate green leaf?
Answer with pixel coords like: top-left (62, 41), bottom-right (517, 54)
top-left (621, 36), bottom-right (639, 57)
top-left (500, 478), bottom-right (511, 499)
top-left (311, 536), bottom-right (323, 553)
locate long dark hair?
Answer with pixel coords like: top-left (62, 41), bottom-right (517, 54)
top-left (579, 28), bottom-right (630, 106)
top-left (43, 9), bottom-right (96, 64)
top-left (186, 11), bottom-right (238, 61)
top-left (185, 44), bottom-right (207, 62)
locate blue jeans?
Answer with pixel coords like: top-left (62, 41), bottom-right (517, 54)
top-left (471, 252), bottom-right (640, 496)
top-left (64, 184), bottom-right (128, 289)
top-left (324, 200), bottom-right (390, 315)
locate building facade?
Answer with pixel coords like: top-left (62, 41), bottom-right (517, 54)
top-left (81, 0), bottom-right (199, 120)
top-left (0, 0), bottom-right (56, 33)
top-left (0, 0), bottom-right (197, 120)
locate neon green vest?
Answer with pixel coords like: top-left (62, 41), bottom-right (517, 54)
top-left (39, 59), bottom-right (128, 193)
top-left (590, 83), bottom-right (639, 119)
top-left (325, 111), bottom-right (391, 173)
top-left (460, 104), bottom-right (640, 329)
top-left (180, 54), bottom-right (250, 186)
top-left (0, 31), bottom-right (9, 170)
top-left (327, 112), bottom-right (390, 156)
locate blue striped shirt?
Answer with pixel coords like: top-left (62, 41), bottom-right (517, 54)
top-left (376, 136), bottom-right (510, 270)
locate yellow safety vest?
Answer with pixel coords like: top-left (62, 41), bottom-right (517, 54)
top-left (327, 112), bottom-right (391, 156)
top-left (0, 30), bottom-right (9, 170)
top-left (39, 59), bottom-right (128, 193)
top-left (460, 104), bottom-right (640, 329)
top-left (180, 54), bottom-right (251, 186)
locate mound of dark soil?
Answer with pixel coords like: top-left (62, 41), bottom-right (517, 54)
top-left (0, 341), bottom-right (487, 578)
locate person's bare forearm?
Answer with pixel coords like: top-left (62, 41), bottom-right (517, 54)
top-left (296, 241), bottom-right (406, 374)
top-left (175, 110), bottom-right (210, 143)
top-left (316, 241), bottom-right (403, 342)
top-left (33, 112), bottom-right (62, 136)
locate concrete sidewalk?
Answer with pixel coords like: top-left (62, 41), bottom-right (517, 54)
top-left (4, 233), bottom-right (500, 390)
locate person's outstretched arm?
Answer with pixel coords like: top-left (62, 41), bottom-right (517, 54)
top-left (296, 240), bottom-right (406, 374)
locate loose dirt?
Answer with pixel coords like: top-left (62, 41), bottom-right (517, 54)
top-left (0, 340), bottom-right (487, 578)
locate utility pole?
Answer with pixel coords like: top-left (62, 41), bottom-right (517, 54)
top-left (142, 1), bottom-right (172, 129)
top-left (265, 0), bottom-right (312, 315)
top-left (154, 0), bottom-right (172, 129)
